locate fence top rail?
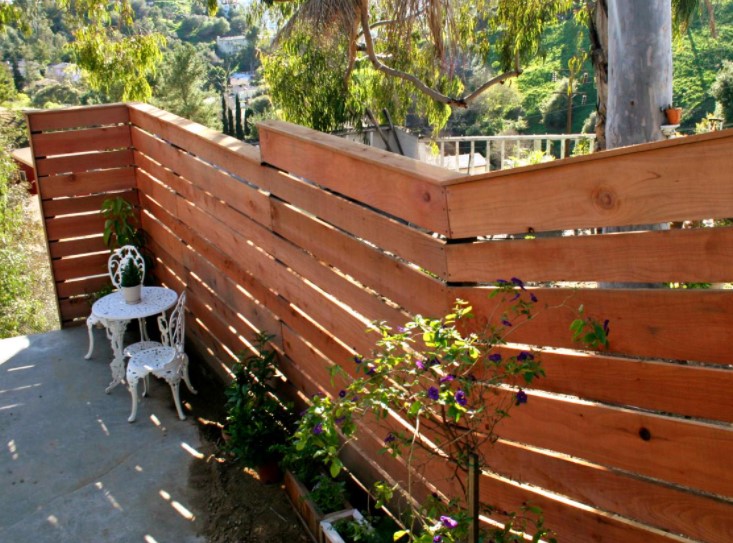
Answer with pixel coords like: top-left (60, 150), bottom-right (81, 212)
top-left (441, 126), bottom-right (733, 186)
top-left (259, 119), bottom-right (465, 185)
top-left (434, 134), bottom-right (597, 142)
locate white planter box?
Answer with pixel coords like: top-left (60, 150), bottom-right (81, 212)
top-left (320, 509), bottom-right (369, 543)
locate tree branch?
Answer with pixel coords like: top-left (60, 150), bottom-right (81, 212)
top-left (358, 1), bottom-right (521, 109)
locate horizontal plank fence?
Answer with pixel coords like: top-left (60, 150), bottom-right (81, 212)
top-left (26, 103), bottom-right (733, 543)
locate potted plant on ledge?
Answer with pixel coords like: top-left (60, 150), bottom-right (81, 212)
top-left (119, 258), bottom-right (142, 304)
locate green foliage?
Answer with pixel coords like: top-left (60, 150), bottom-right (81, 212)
top-left (309, 473), bottom-right (348, 514)
top-left (446, 82), bottom-right (526, 136)
top-left (101, 197), bottom-right (142, 249)
top-left (225, 332), bottom-right (294, 468)
top-left (712, 60), bottom-right (733, 124)
top-left (0, 130), bottom-right (49, 338)
top-left (31, 82), bottom-right (82, 108)
top-left (153, 42), bottom-right (217, 128)
top-left (119, 258), bottom-right (142, 288)
top-left (235, 94), bottom-right (244, 139)
top-left (176, 14), bottom-right (230, 43)
top-left (0, 64), bottom-right (18, 103)
top-left (570, 305), bottom-right (610, 350)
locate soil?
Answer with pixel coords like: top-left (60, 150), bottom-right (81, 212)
top-left (185, 360), bottom-right (312, 543)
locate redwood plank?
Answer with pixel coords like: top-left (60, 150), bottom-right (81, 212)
top-left (259, 121), bottom-right (454, 236)
top-left (27, 104), bottom-right (129, 132)
top-left (131, 128), bottom-right (271, 227)
top-left (490, 390), bottom-right (733, 498)
top-left (42, 190), bottom-right (138, 218)
top-left (45, 213), bottom-right (108, 241)
top-left (272, 201), bottom-right (447, 317)
top-left (32, 125), bottom-right (131, 156)
top-left (454, 286), bottom-right (733, 365)
top-left (446, 226), bottom-right (733, 284)
top-left (38, 167), bottom-right (136, 199)
top-left (35, 149), bottom-right (134, 177)
top-left (187, 318), bottom-right (238, 381)
top-left (490, 346), bottom-right (733, 423)
top-left (136, 168), bottom-right (177, 213)
top-left (257, 166), bottom-right (448, 278)
top-left (53, 252), bottom-right (109, 281)
top-left (49, 236), bottom-right (108, 259)
top-left (59, 297), bottom-right (95, 321)
top-left (56, 275), bottom-right (110, 299)
top-left (446, 130), bottom-right (733, 238)
top-left (484, 439), bottom-right (733, 543)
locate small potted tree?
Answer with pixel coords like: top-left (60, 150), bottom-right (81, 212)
top-left (225, 332), bottom-right (294, 484)
top-left (119, 259), bottom-right (142, 304)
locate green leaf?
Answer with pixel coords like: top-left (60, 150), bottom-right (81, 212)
top-left (329, 458), bottom-right (343, 478)
top-left (393, 530), bottom-right (410, 541)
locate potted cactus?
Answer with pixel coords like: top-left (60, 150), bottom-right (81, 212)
top-left (119, 258), bottom-right (142, 304)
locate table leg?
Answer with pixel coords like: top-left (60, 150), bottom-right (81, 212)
top-left (104, 319), bottom-right (130, 394)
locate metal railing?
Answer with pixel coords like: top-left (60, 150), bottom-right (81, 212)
top-left (432, 133), bottom-right (596, 174)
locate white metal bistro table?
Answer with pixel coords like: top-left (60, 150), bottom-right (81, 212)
top-left (88, 286), bottom-right (178, 393)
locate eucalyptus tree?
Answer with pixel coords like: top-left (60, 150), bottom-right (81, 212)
top-left (257, 0), bottom-right (571, 132)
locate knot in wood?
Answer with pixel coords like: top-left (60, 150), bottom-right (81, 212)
top-left (639, 427), bottom-right (652, 441)
top-left (593, 186), bottom-right (618, 211)
top-left (422, 192), bottom-right (431, 203)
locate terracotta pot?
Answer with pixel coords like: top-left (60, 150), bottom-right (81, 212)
top-left (664, 107), bottom-right (682, 125)
top-left (256, 460), bottom-right (282, 484)
top-left (122, 284), bottom-right (142, 304)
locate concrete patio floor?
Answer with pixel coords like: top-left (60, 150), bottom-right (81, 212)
top-left (0, 325), bottom-right (206, 543)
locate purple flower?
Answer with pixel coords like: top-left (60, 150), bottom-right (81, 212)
top-left (433, 536), bottom-right (442, 543)
top-left (440, 516), bottom-right (458, 529)
top-left (496, 278), bottom-right (509, 286)
top-left (429, 357), bottom-right (441, 366)
top-left (353, 355), bottom-right (363, 364)
top-left (366, 364), bottom-right (376, 375)
top-left (338, 390), bottom-right (346, 398)
top-left (455, 389), bottom-right (467, 406)
top-left (351, 395), bottom-right (360, 402)
top-left (415, 359), bottom-right (426, 370)
top-left (384, 432), bottom-right (396, 445)
top-left (398, 326), bottom-right (408, 333)
top-left (439, 374), bottom-right (455, 384)
top-left (517, 351), bottom-right (534, 362)
top-left (511, 277), bottom-right (525, 290)
top-left (603, 319), bottom-right (610, 336)
top-left (313, 423), bottom-right (324, 435)
top-left (334, 416), bottom-right (345, 426)
top-left (489, 353), bottom-right (502, 363)
top-left (501, 319), bottom-right (512, 327)
top-left (530, 292), bottom-right (538, 303)
top-left (427, 386), bottom-right (440, 401)
top-left (516, 390), bottom-right (528, 405)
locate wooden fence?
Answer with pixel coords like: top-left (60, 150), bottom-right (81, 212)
top-left (26, 103), bottom-right (733, 543)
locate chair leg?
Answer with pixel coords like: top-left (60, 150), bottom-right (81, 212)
top-left (169, 380), bottom-right (186, 421)
top-left (128, 378), bottom-right (140, 423)
top-left (85, 315), bottom-right (98, 360)
top-left (181, 354), bottom-right (197, 394)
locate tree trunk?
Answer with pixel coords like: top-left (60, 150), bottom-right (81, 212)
top-left (602, 0), bottom-right (673, 288)
top-left (606, 0), bottom-right (672, 148)
top-left (588, 0), bottom-right (608, 151)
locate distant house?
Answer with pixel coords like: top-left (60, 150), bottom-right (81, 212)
top-left (46, 62), bottom-right (81, 83)
top-left (216, 36), bottom-right (248, 56)
top-left (11, 147), bottom-right (37, 195)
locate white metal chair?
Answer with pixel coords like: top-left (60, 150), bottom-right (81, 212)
top-left (85, 245), bottom-right (148, 360)
top-left (126, 292), bottom-right (197, 422)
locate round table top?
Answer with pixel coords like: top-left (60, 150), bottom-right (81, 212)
top-left (91, 286), bottom-right (178, 321)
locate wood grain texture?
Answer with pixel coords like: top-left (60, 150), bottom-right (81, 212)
top-left (49, 236), bottom-right (107, 259)
top-left (446, 226), bottom-right (733, 283)
top-left (453, 285), bottom-right (733, 364)
top-left (446, 129), bottom-right (733, 237)
top-left (36, 150), bottom-right (134, 177)
top-left (38, 167), bottom-right (136, 199)
top-left (256, 165), bottom-right (448, 278)
top-left (490, 346), bottom-right (733, 423)
top-left (32, 125), bottom-right (131, 156)
top-left (272, 201), bottom-right (448, 317)
top-left (45, 213), bottom-right (107, 241)
top-left (259, 121), bottom-right (454, 236)
top-left (27, 104), bottom-right (129, 132)
top-left (42, 191), bottom-right (138, 218)
top-left (56, 275), bottom-right (110, 299)
top-left (131, 128), bottom-right (270, 227)
top-left (52, 252), bottom-right (108, 281)
top-left (489, 390), bottom-right (733, 498)
top-left (484, 438), bottom-right (733, 543)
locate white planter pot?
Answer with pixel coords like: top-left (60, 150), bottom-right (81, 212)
top-left (121, 284), bottom-right (142, 304)
top-left (320, 509), bottom-right (369, 543)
